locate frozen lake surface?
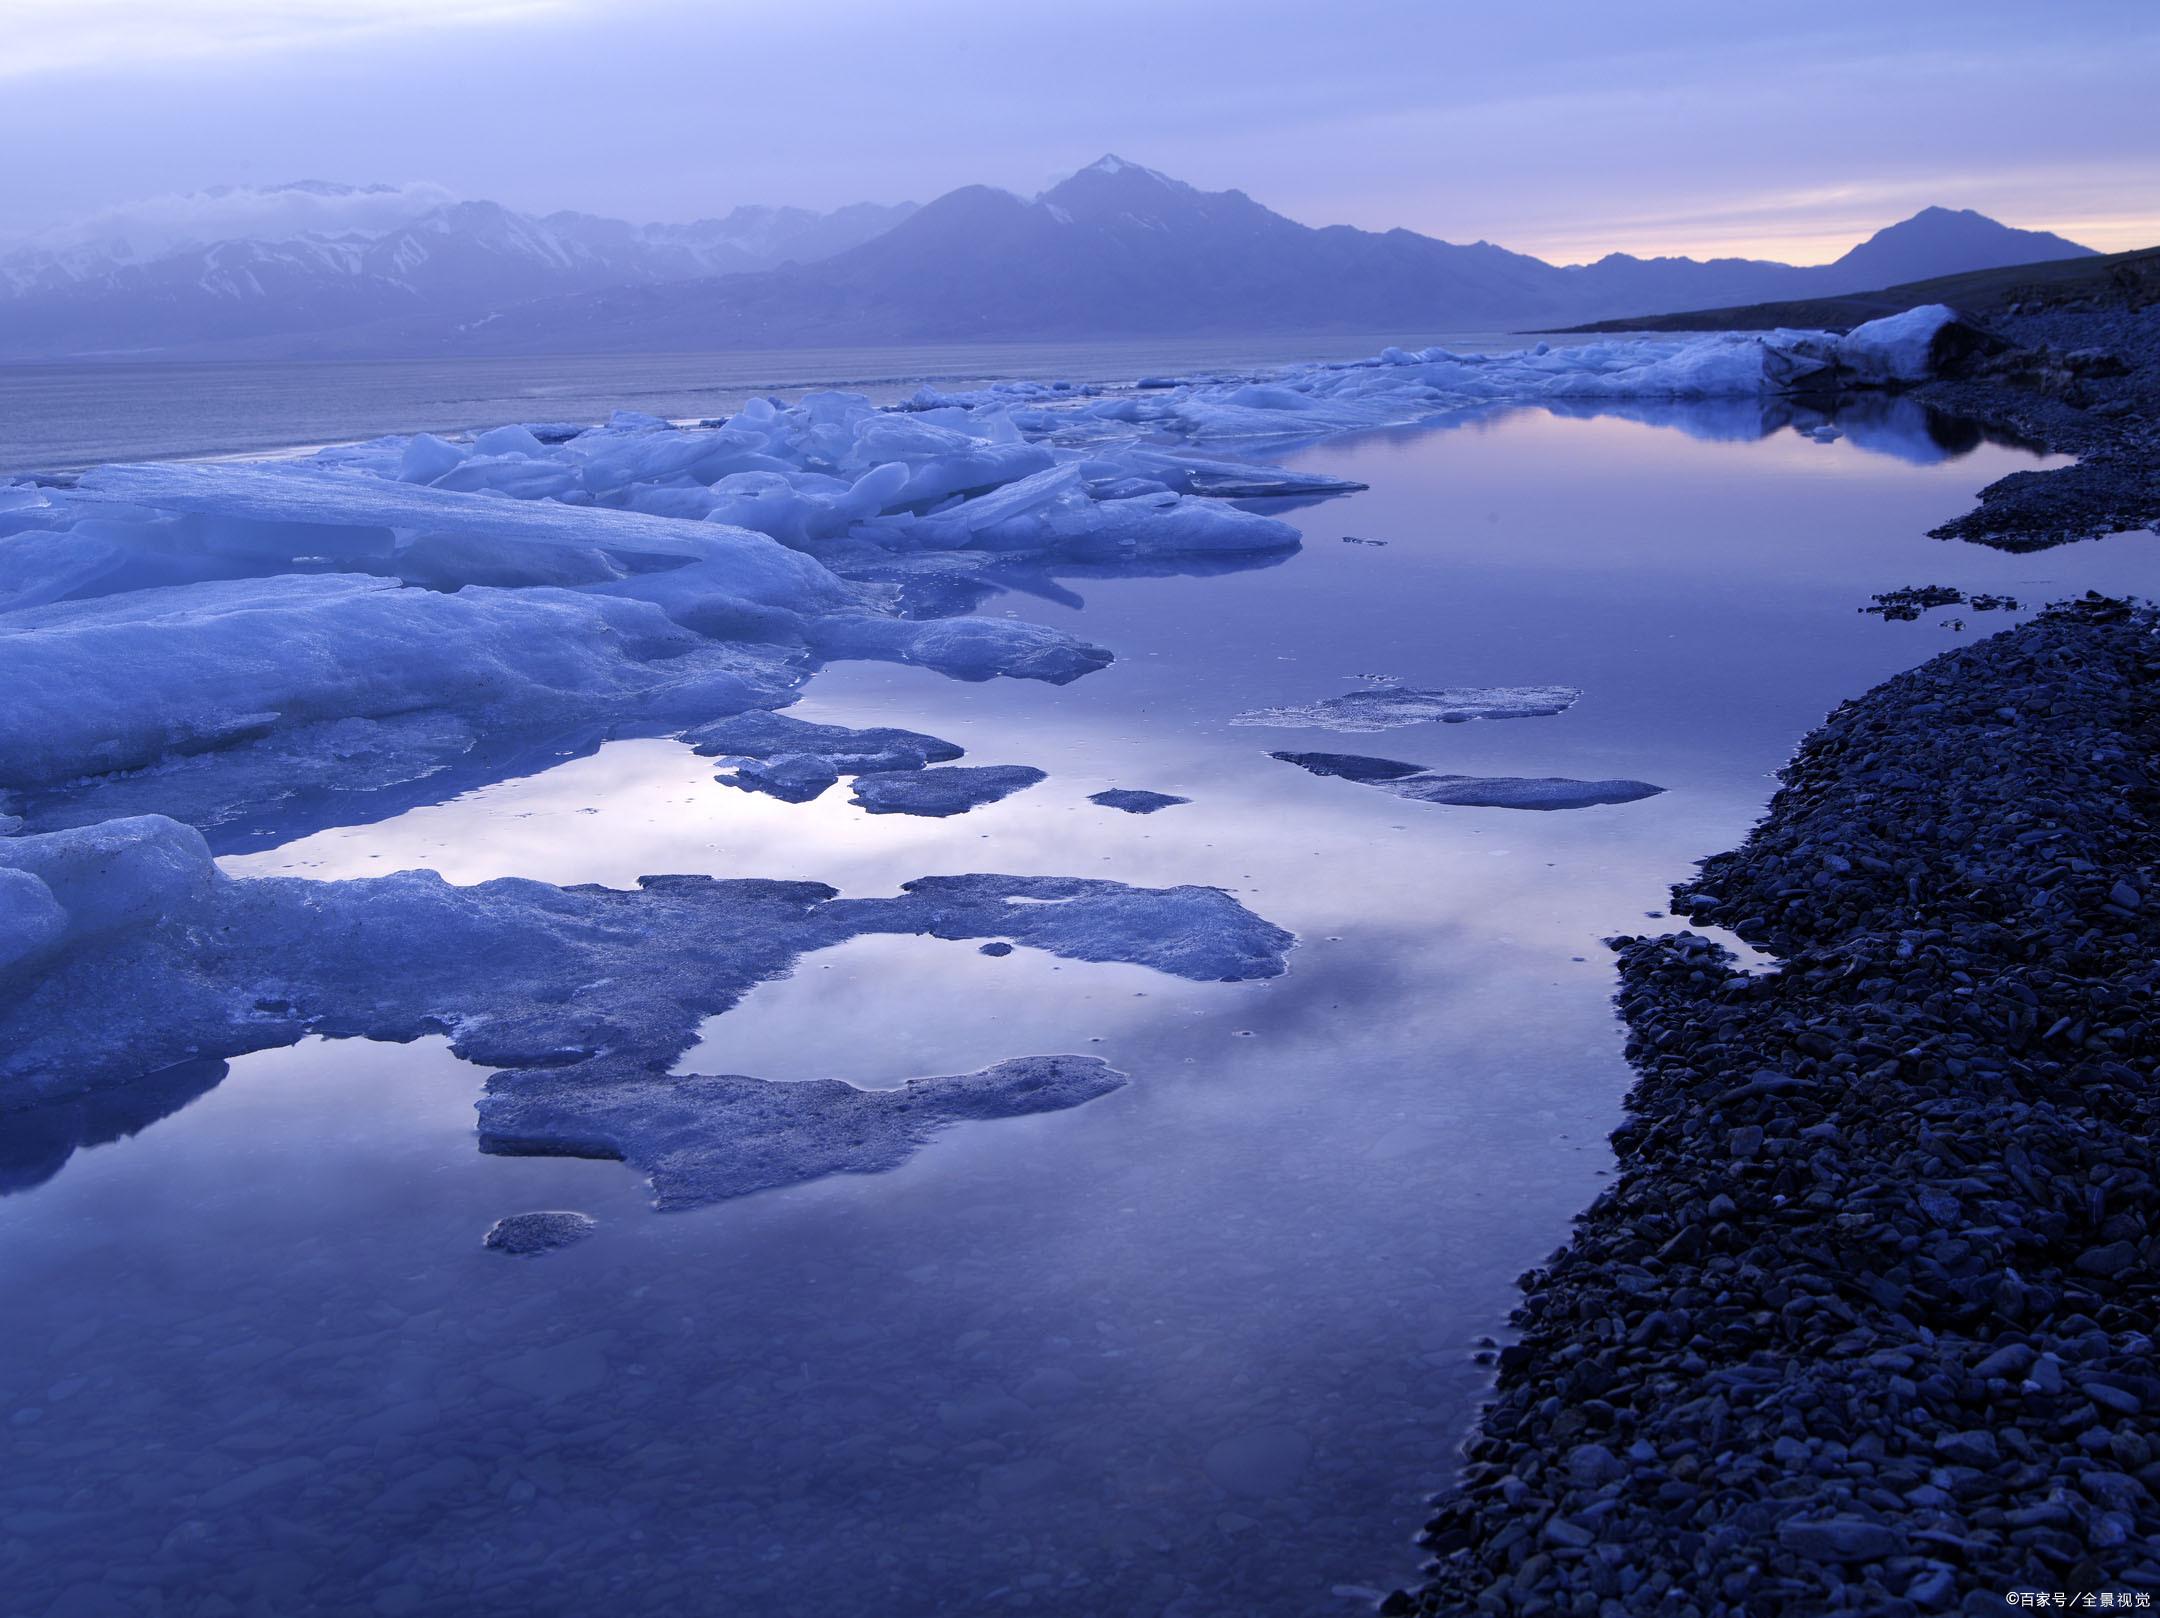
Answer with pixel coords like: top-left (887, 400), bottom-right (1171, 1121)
top-left (5, 393), bottom-right (2157, 1617)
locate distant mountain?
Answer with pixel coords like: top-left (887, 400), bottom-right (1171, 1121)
top-left (1561, 244), bottom-right (2160, 336)
top-left (0, 185), bottom-right (918, 358)
top-left (445, 159), bottom-right (2103, 355)
top-left (0, 160), bottom-right (2100, 360)
top-left (1817, 205), bottom-right (2096, 288)
top-left (464, 159), bottom-right (1597, 351)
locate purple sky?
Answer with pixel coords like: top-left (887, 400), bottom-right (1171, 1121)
top-left (7, 0), bottom-right (2156, 262)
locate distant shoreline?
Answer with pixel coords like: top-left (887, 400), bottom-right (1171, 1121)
top-left (1551, 245), bottom-right (2160, 335)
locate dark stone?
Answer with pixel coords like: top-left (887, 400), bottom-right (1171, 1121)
top-left (483, 1210), bottom-right (598, 1256)
top-left (1088, 789), bottom-right (1190, 814)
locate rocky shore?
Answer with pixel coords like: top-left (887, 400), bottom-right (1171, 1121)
top-left (1916, 276), bottom-right (2160, 550)
top-left (1397, 596), bottom-right (2160, 1616)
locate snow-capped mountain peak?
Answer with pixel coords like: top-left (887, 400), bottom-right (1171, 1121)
top-left (0, 189), bottom-right (920, 350)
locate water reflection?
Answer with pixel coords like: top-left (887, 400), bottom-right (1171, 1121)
top-left (0, 1057), bottom-right (228, 1195)
top-left (1439, 393), bottom-right (2021, 465)
top-left (4, 404), bottom-right (2152, 1618)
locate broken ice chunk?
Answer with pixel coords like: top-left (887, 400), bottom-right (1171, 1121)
top-left (1267, 752), bottom-right (1425, 782)
top-left (1271, 752), bottom-right (1662, 811)
top-left (682, 710), bottom-right (963, 774)
top-left (714, 753), bottom-right (844, 804)
top-left (0, 575), bottom-right (796, 793)
top-left (1088, 789), bottom-right (1190, 814)
top-left (850, 765), bottom-right (1046, 817)
top-left (809, 612), bottom-right (1111, 684)
top-left (2, 823), bottom-right (1295, 1113)
top-left (477, 1056), bottom-right (1127, 1210)
top-left (1386, 774), bottom-right (1664, 810)
top-left (1232, 684), bottom-right (1582, 732)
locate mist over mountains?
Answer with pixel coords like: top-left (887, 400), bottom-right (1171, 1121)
top-left (0, 162), bottom-right (2097, 362)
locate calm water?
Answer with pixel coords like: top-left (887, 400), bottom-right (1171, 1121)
top-left (4, 391), bottom-right (2156, 1618)
top-left (0, 333), bottom-right (1558, 475)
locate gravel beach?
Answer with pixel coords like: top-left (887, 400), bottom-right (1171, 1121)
top-left (1399, 592), bottom-right (2160, 1616)
top-left (1916, 272), bottom-right (2160, 551)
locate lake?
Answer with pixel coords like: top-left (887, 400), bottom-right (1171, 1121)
top-left (1, 334), bottom-right (1550, 475)
top-left (4, 361), bottom-right (2156, 1618)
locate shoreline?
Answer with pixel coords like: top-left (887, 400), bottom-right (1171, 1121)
top-left (1390, 283), bottom-right (2160, 1615)
top-left (1396, 594), bottom-right (2160, 1613)
top-left (1909, 294), bottom-right (2158, 552)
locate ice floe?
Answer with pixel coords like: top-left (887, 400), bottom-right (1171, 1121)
top-left (850, 765), bottom-right (1047, 817)
top-left (1831, 305), bottom-right (1979, 387)
top-left (479, 1055), bottom-right (1126, 1209)
top-left (1266, 752), bottom-right (1425, 782)
top-left (684, 711), bottom-right (964, 774)
top-left (0, 820), bottom-right (1290, 1203)
top-left (1089, 789), bottom-right (1190, 814)
top-left (0, 310), bottom-right (1969, 1208)
top-left (1231, 684), bottom-right (1582, 732)
top-left (807, 612), bottom-right (1111, 684)
top-left (1272, 752), bottom-right (1663, 811)
top-left (1382, 777), bottom-right (1667, 812)
top-left (689, 712), bottom-right (968, 803)
top-left (0, 575), bottom-right (802, 794)
top-left (0, 310), bottom-right (1972, 840)
top-left (0, 816), bottom-right (1291, 1107)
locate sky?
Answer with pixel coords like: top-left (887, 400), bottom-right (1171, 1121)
top-left (5, 0), bottom-right (2157, 264)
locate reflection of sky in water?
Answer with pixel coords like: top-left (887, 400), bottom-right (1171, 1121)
top-left (8, 405), bottom-right (2157, 1618)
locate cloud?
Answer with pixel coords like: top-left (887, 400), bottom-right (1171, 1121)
top-left (3, 0), bottom-right (584, 79)
top-left (21, 180), bottom-right (459, 257)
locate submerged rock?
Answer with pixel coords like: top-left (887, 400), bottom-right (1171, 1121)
top-left (482, 1210), bottom-right (598, 1256)
top-left (851, 765), bottom-right (1046, 817)
top-left (1231, 683), bottom-right (1581, 732)
top-left (479, 1056), bottom-right (1127, 1209)
top-left (1088, 789), bottom-right (1190, 814)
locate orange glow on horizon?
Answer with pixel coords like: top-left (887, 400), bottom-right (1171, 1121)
top-left (1495, 216), bottom-right (2160, 269)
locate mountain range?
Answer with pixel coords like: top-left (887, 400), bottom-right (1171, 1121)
top-left (0, 161), bottom-right (2098, 361)
top-left (0, 182), bottom-right (918, 359)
